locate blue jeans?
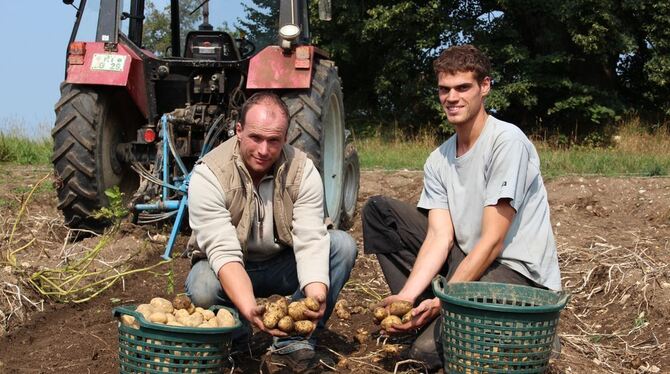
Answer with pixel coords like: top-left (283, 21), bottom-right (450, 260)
top-left (185, 229), bottom-right (357, 353)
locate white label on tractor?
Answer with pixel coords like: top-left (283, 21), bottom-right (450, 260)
top-left (91, 53), bottom-right (127, 72)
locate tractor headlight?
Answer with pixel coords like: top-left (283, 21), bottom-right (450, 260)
top-left (279, 24), bottom-right (300, 49)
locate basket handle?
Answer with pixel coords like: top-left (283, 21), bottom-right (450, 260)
top-left (431, 275), bottom-right (448, 299)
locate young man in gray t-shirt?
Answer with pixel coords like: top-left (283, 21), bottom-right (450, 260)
top-left (361, 44), bottom-right (561, 370)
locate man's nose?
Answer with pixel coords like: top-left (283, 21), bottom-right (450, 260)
top-left (257, 141), bottom-right (269, 155)
top-left (445, 89), bottom-right (459, 101)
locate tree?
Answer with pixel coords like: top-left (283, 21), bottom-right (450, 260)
top-left (202, 0), bottom-right (670, 134)
top-left (237, 0), bottom-right (278, 49)
top-left (142, 0), bottom-right (208, 56)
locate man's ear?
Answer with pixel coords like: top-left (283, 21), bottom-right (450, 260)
top-left (235, 122), bottom-right (242, 138)
top-left (480, 76), bottom-right (492, 97)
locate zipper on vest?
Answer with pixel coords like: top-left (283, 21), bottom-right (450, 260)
top-left (253, 189), bottom-right (264, 240)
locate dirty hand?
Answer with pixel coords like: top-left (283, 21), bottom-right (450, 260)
top-left (245, 303), bottom-right (288, 337)
top-left (303, 282), bottom-right (327, 323)
top-left (383, 297), bottom-right (440, 334)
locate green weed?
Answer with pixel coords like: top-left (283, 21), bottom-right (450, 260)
top-left (634, 312), bottom-right (648, 329)
top-left (588, 334), bottom-right (603, 343)
top-left (92, 186), bottom-right (129, 227)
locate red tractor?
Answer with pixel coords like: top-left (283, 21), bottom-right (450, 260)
top-left (53, 0), bottom-right (360, 250)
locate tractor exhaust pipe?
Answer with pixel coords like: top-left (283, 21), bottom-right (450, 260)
top-left (170, 0), bottom-right (180, 56)
top-left (278, 0), bottom-right (309, 48)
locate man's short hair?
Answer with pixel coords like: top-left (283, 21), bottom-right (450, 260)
top-left (433, 44), bottom-right (491, 83)
top-left (239, 91), bottom-right (290, 128)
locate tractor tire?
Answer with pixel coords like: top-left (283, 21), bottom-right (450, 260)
top-left (283, 59), bottom-right (352, 227)
top-left (339, 141), bottom-right (360, 229)
top-left (52, 83), bottom-right (141, 232)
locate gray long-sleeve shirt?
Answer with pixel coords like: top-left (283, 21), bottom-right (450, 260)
top-left (188, 158), bottom-right (331, 290)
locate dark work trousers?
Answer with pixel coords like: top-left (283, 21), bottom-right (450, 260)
top-left (362, 195), bottom-right (544, 371)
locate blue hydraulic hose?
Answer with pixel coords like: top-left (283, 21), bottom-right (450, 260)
top-left (162, 195), bottom-right (188, 260)
top-left (162, 115), bottom-right (169, 203)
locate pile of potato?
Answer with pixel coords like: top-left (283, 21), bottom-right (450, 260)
top-left (119, 295), bottom-right (237, 329)
top-left (372, 300), bottom-right (413, 330)
top-left (261, 295), bottom-right (319, 335)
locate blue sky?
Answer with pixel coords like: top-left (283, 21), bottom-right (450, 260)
top-left (0, 1), bottom-right (248, 138)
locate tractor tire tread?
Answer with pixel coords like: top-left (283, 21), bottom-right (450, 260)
top-left (52, 84), bottom-right (105, 232)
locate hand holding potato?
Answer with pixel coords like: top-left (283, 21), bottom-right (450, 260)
top-left (303, 282), bottom-right (327, 322)
top-left (247, 303), bottom-right (288, 337)
top-left (260, 296), bottom-right (318, 336)
top-left (372, 296), bottom-right (422, 333)
top-left (374, 296), bottom-right (441, 334)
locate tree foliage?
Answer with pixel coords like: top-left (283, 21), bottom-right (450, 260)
top-left (142, 0), bottom-right (210, 56)
top-left (146, 0), bottom-right (670, 134)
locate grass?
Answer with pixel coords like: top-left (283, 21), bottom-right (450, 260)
top-left (355, 119), bottom-right (670, 177)
top-left (0, 121), bottom-right (52, 165)
top-left (2, 116), bottom-right (670, 178)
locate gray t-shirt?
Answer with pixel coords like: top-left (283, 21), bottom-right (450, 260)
top-left (418, 115), bottom-right (561, 290)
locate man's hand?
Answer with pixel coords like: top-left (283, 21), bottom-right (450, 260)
top-left (378, 296), bottom-right (441, 334)
top-left (218, 263), bottom-right (288, 337)
top-left (240, 302), bottom-right (288, 337)
top-left (303, 282), bottom-right (327, 325)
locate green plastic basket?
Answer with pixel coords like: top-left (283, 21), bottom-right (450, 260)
top-left (113, 305), bottom-right (241, 373)
top-left (432, 276), bottom-right (570, 374)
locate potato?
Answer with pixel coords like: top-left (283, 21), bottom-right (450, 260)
top-left (167, 321), bottom-right (184, 327)
top-left (149, 312), bottom-right (168, 324)
top-left (136, 304), bottom-right (154, 320)
top-left (153, 357), bottom-right (170, 373)
top-left (293, 320), bottom-right (314, 335)
top-left (277, 316), bottom-right (294, 333)
top-left (187, 303), bottom-right (196, 314)
top-left (174, 308), bottom-right (190, 320)
top-left (288, 301), bottom-right (308, 321)
top-left (120, 315), bottom-right (139, 329)
top-left (195, 307), bottom-right (206, 314)
top-left (150, 297), bottom-right (174, 314)
top-left (335, 300), bottom-right (350, 320)
top-left (401, 310), bottom-right (413, 324)
top-left (373, 307), bottom-right (388, 322)
top-left (216, 308), bottom-right (236, 328)
top-left (267, 295), bottom-right (289, 315)
top-left (201, 309), bottom-right (215, 321)
top-left (191, 311), bottom-right (204, 323)
top-left (172, 294), bottom-right (192, 310)
top-left (165, 313), bottom-right (176, 323)
top-left (389, 301), bottom-right (413, 317)
top-left (184, 313), bottom-right (203, 327)
top-left (199, 318), bottom-right (219, 328)
top-left (265, 302), bottom-right (286, 319)
top-left (303, 297), bottom-right (320, 312)
top-left (354, 328), bottom-right (369, 344)
top-left (263, 309), bottom-right (282, 329)
top-left (380, 315), bottom-right (402, 330)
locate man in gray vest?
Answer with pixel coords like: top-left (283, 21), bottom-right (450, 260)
top-left (361, 45), bottom-right (561, 370)
top-left (185, 91), bottom-right (357, 371)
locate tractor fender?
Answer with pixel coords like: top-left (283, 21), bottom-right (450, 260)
top-left (247, 45), bottom-right (330, 89)
top-left (65, 42), bottom-right (148, 118)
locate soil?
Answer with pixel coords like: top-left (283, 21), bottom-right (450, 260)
top-left (0, 165), bottom-right (669, 373)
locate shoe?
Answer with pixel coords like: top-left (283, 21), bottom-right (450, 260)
top-left (263, 348), bottom-right (335, 374)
